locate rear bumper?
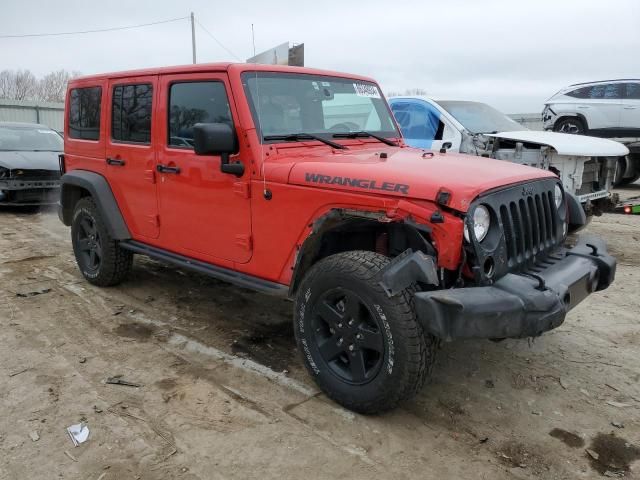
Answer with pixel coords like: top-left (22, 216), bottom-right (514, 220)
top-left (414, 235), bottom-right (615, 341)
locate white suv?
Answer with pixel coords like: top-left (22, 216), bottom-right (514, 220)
top-left (543, 80), bottom-right (640, 137)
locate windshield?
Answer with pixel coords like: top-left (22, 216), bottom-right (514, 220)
top-left (242, 72), bottom-right (399, 141)
top-left (436, 101), bottom-right (524, 134)
top-left (0, 125), bottom-right (63, 151)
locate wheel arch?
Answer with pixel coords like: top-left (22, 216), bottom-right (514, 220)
top-left (59, 170), bottom-right (130, 240)
top-left (554, 114), bottom-right (589, 131)
top-left (288, 209), bottom-right (436, 297)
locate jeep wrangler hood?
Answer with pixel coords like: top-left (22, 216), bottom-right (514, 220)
top-left (287, 147), bottom-right (554, 212)
top-left (485, 131), bottom-right (629, 157)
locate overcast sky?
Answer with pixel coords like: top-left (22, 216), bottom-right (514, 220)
top-left (1, 0), bottom-right (638, 112)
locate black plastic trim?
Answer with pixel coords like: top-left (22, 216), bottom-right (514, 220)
top-left (414, 234), bottom-right (615, 341)
top-left (58, 170), bottom-right (131, 240)
top-left (566, 191), bottom-right (587, 233)
top-left (120, 240), bottom-right (288, 296)
top-left (379, 249), bottom-right (439, 297)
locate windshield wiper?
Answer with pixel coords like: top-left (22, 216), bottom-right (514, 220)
top-left (332, 131), bottom-right (398, 147)
top-left (263, 133), bottom-right (347, 150)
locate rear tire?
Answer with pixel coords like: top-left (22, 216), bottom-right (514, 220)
top-left (293, 251), bottom-right (436, 414)
top-left (71, 197), bottom-right (133, 286)
top-left (620, 172), bottom-right (640, 186)
top-left (554, 117), bottom-right (586, 135)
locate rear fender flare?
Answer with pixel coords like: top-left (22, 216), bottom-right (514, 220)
top-left (59, 170), bottom-right (130, 240)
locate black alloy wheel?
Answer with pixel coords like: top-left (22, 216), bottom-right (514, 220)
top-left (312, 288), bottom-right (385, 385)
top-left (75, 215), bottom-right (102, 273)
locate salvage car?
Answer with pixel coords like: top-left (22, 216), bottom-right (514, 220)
top-left (0, 121), bottom-right (62, 205)
top-left (389, 97), bottom-right (629, 215)
top-left (58, 64), bottom-right (615, 413)
top-left (542, 80), bottom-right (640, 186)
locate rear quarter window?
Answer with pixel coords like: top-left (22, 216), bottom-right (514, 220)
top-left (68, 86), bottom-right (102, 140)
top-left (566, 87), bottom-right (591, 99)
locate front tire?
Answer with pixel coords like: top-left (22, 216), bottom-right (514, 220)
top-left (293, 251), bottom-right (436, 414)
top-left (71, 197), bottom-right (133, 286)
top-left (554, 117), bottom-right (586, 135)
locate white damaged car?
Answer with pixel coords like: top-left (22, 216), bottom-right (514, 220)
top-left (389, 97), bottom-right (629, 214)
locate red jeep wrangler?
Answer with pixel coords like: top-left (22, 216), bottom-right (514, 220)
top-left (59, 63), bottom-right (615, 413)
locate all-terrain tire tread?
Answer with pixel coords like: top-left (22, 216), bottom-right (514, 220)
top-left (72, 197), bottom-right (133, 287)
top-left (295, 250), bottom-right (437, 414)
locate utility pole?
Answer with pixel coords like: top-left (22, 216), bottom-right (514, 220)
top-left (190, 12), bottom-right (197, 64)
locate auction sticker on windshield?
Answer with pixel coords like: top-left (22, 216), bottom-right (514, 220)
top-left (354, 83), bottom-right (381, 98)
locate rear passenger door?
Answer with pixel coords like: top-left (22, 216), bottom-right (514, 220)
top-left (105, 76), bottom-right (159, 239)
top-left (155, 73), bottom-right (252, 264)
top-left (621, 82), bottom-right (640, 131)
top-left (577, 83), bottom-right (622, 130)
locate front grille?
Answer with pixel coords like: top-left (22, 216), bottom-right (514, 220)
top-left (11, 169), bottom-right (61, 180)
top-left (499, 190), bottom-right (558, 268)
top-left (467, 178), bottom-right (565, 283)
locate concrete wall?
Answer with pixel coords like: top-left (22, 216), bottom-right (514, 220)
top-left (0, 99), bottom-right (64, 132)
top-left (507, 113), bottom-right (543, 131)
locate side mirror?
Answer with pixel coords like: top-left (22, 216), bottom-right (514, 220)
top-left (439, 141), bottom-right (452, 154)
top-left (193, 123), bottom-right (244, 177)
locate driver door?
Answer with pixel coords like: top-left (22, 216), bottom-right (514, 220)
top-left (155, 73), bottom-right (252, 264)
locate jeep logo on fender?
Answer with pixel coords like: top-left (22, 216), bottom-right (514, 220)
top-left (305, 173), bottom-right (410, 195)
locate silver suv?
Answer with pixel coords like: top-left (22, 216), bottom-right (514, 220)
top-left (543, 79), bottom-right (640, 137)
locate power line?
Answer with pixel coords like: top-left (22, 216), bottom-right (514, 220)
top-left (195, 19), bottom-right (242, 61)
top-left (0, 16), bottom-right (188, 39)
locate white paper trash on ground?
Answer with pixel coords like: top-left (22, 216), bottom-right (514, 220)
top-left (66, 423), bottom-right (89, 446)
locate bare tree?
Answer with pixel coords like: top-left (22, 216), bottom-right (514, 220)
top-left (0, 69), bottom-right (80, 102)
top-left (38, 70), bottom-right (79, 102)
top-left (13, 70), bottom-right (38, 100)
top-left (387, 88), bottom-right (429, 98)
top-left (0, 69), bottom-right (37, 100)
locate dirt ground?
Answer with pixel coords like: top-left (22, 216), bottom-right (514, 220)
top-left (1, 185), bottom-right (639, 480)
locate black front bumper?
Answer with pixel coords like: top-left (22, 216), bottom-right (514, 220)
top-left (414, 235), bottom-right (616, 341)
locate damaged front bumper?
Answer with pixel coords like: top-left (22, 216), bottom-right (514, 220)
top-left (0, 178), bottom-right (60, 205)
top-left (414, 235), bottom-right (616, 341)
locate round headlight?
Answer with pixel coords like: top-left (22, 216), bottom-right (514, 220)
top-left (464, 205), bottom-right (491, 242)
top-left (554, 184), bottom-right (563, 208)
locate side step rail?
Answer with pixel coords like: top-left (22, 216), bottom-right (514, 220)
top-left (119, 240), bottom-right (289, 297)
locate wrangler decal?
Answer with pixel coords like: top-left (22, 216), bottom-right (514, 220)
top-left (304, 173), bottom-right (409, 194)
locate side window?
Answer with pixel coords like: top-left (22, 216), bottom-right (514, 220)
top-left (624, 83), bottom-right (640, 99)
top-left (68, 86), bottom-right (102, 140)
top-left (168, 82), bottom-right (232, 148)
top-left (602, 83), bottom-right (622, 99)
top-left (111, 84), bottom-right (153, 143)
top-left (588, 84), bottom-right (621, 99)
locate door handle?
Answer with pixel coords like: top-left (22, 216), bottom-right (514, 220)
top-left (624, 106), bottom-right (637, 110)
top-left (156, 164), bottom-right (181, 174)
top-left (106, 157), bottom-right (126, 166)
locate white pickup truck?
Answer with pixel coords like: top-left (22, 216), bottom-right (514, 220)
top-left (389, 97), bottom-right (630, 215)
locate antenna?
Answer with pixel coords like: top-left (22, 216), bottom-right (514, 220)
top-left (251, 24), bottom-right (270, 200)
